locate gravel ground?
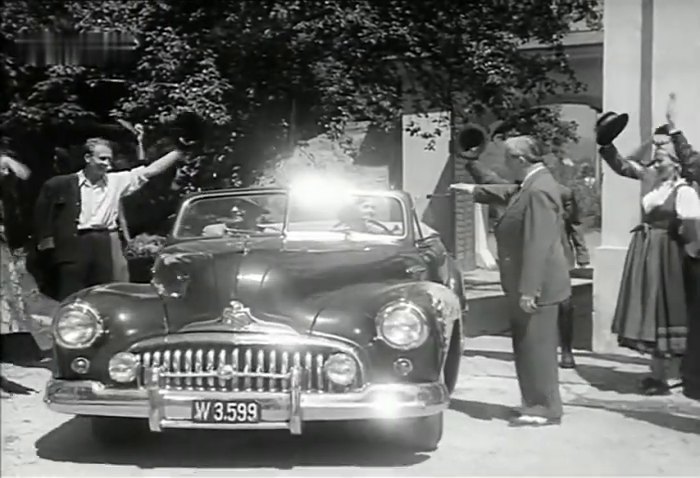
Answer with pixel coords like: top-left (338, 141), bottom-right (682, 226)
top-left (2, 336), bottom-right (699, 477)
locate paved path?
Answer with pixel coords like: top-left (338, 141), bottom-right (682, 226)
top-left (2, 336), bottom-right (699, 476)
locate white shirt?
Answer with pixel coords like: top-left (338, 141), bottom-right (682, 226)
top-left (77, 167), bottom-right (149, 229)
top-left (641, 178), bottom-right (700, 220)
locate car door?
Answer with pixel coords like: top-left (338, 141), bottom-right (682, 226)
top-left (412, 208), bottom-right (449, 284)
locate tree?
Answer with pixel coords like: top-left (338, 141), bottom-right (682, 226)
top-left (1, 0), bottom-right (600, 238)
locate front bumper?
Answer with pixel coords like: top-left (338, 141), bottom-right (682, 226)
top-left (44, 374), bottom-right (449, 435)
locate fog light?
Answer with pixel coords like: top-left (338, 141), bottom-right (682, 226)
top-left (108, 352), bottom-right (139, 383)
top-left (324, 353), bottom-right (357, 387)
top-left (393, 358), bottom-right (413, 376)
top-left (71, 357), bottom-right (90, 374)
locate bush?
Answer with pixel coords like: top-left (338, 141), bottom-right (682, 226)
top-left (124, 233), bottom-right (167, 259)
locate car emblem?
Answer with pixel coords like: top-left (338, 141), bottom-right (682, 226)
top-left (219, 300), bottom-right (300, 335)
top-left (221, 300), bottom-right (255, 329)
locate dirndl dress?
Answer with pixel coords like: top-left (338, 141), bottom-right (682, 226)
top-left (611, 186), bottom-right (688, 357)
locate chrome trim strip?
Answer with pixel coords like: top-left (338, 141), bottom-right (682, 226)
top-left (45, 378), bottom-right (448, 433)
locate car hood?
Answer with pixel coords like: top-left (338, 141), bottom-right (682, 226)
top-left (156, 236), bottom-right (425, 343)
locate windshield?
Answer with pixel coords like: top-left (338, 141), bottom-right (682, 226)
top-left (173, 191), bottom-right (406, 239)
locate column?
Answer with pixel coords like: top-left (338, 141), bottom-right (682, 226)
top-left (593, 0), bottom-right (646, 352)
top-left (594, 0), bottom-right (700, 352)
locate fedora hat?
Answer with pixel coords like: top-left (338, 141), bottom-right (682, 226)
top-left (458, 123), bottom-right (487, 151)
top-left (596, 111), bottom-right (629, 146)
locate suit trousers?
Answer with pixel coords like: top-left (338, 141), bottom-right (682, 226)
top-left (56, 230), bottom-right (115, 300)
top-left (508, 296), bottom-right (564, 419)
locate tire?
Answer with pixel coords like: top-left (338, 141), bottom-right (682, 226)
top-left (397, 412), bottom-right (444, 452)
top-left (90, 417), bottom-right (147, 446)
top-left (443, 326), bottom-right (462, 395)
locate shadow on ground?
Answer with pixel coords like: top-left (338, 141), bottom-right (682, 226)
top-left (34, 418), bottom-right (430, 468)
top-left (463, 349), bottom-right (649, 394)
top-left (462, 349), bottom-right (513, 362)
top-left (574, 364), bottom-right (648, 395)
top-left (1, 332), bottom-right (51, 369)
top-left (448, 399), bottom-right (512, 422)
top-left (568, 399), bottom-right (700, 435)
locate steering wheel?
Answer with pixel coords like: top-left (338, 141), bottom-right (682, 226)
top-left (365, 218), bottom-right (393, 234)
top-left (333, 218), bottom-right (393, 234)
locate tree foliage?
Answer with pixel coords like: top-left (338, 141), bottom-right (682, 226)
top-left (1, 0), bottom-right (600, 238)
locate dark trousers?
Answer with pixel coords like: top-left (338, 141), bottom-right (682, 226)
top-left (565, 221), bottom-right (590, 265)
top-left (682, 257), bottom-right (700, 399)
top-left (56, 231), bottom-right (114, 300)
top-left (509, 297), bottom-right (563, 419)
top-left (558, 297), bottom-right (574, 352)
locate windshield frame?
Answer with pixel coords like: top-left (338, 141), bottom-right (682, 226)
top-left (170, 187), bottom-right (410, 242)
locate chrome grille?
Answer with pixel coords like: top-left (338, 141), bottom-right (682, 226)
top-left (136, 345), bottom-right (361, 393)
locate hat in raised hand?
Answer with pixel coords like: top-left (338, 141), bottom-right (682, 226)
top-left (596, 112), bottom-right (629, 146)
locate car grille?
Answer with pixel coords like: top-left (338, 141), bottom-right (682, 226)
top-left (135, 345), bottom-right (362, 393)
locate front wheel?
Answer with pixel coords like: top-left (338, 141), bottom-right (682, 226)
top-left (396, 412), bottom-right (444, 452)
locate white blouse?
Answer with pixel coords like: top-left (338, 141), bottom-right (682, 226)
top-left (642, 179), bottom-right (700, 220)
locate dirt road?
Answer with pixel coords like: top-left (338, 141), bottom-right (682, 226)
top-left (2, 337), bottom-right (699, 476)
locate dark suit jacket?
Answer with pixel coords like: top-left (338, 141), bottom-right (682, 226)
top-left (465, 160), bottom-right (580, 268)
top-left (671, 130), bottom-right (700, 184)
top-left (34, 173), bottom-right (83, 263)
top-left (470, 166), bottom-right (571, 304)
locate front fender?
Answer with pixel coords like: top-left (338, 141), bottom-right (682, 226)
top-left (52, 283), bottom-right (167, 382)
top-left (310, 281), bottom-right (461, 385)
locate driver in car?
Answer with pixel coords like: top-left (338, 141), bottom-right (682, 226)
top-left (334, 198), bottom-right (390, 234)
top-left (202, 199), bottom-right (269, 236)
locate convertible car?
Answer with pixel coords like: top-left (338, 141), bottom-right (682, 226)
top-left (44, 179), bottom-right (467, 451)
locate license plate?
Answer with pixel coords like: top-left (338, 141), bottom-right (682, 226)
top-left (191, 400), bottom-right (261, 423)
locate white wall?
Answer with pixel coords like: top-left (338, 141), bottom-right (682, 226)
top-left (401, 111), bottom-right (451, 217)
top-left (594, 0), bottom-right (700, 352)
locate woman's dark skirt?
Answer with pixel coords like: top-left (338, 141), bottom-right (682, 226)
top-left (682, 257), bottom-right (700, 400)
top-left (612, 228), bottom-right (688, 356)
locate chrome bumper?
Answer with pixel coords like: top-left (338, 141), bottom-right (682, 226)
top-left (44, 371), bottom-right (448, 435)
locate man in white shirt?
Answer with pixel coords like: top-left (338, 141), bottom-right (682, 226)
top-left (34, 136), bottom-right (191, 299)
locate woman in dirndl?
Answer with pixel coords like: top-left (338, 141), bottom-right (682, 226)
top-left (596, 100), bottom-right (700, 395)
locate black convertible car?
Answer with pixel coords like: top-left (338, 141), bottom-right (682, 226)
top-left (44, 180), bottom-right (467, 451)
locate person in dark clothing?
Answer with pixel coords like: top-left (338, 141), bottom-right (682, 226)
top-left (663, 97), bottom-right (700, 400)
top-left (34, 137), bottom-right (189, 300)
top-left (596, 99), bottom-right (700, 395)
top-left (461, 150), bottom-right (584, 369)
top-left (451, 136), bottom-right (571, 427)
top-left (1, 150), bottom-right (41, 397)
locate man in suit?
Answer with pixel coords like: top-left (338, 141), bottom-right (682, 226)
top-left (34, 136), bottom-right (191, 300)
top-left (462, 155), bottom-right (583, 369)
top-left (451, 136), bottom-right (571, 426)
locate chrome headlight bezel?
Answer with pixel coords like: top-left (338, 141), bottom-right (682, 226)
top-left (376, 299), bottom-right (430, 351)
top-left (323, 352), bottom-right (358, 387)
top-left (53, 300), bottom-right (104, 349)
top-left (108, 352), bottom-right (140, 383)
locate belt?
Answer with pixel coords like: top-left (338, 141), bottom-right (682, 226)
top-left (77, 227), bottom-right (118, 235)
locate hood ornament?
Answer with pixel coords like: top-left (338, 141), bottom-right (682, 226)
top-left (220, 300), bottom-right (298, 334)
top-left (221, 300), bottom-right (255, 329)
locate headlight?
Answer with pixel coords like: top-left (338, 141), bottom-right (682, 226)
top-left (376, 300), bottom-right (429, 350)
top-left (108, 352), bottom-right (139, 383)
top-left (53, 301), bottom-right (103, 349)
top-left (324, 353), bottom-right (358, 387)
